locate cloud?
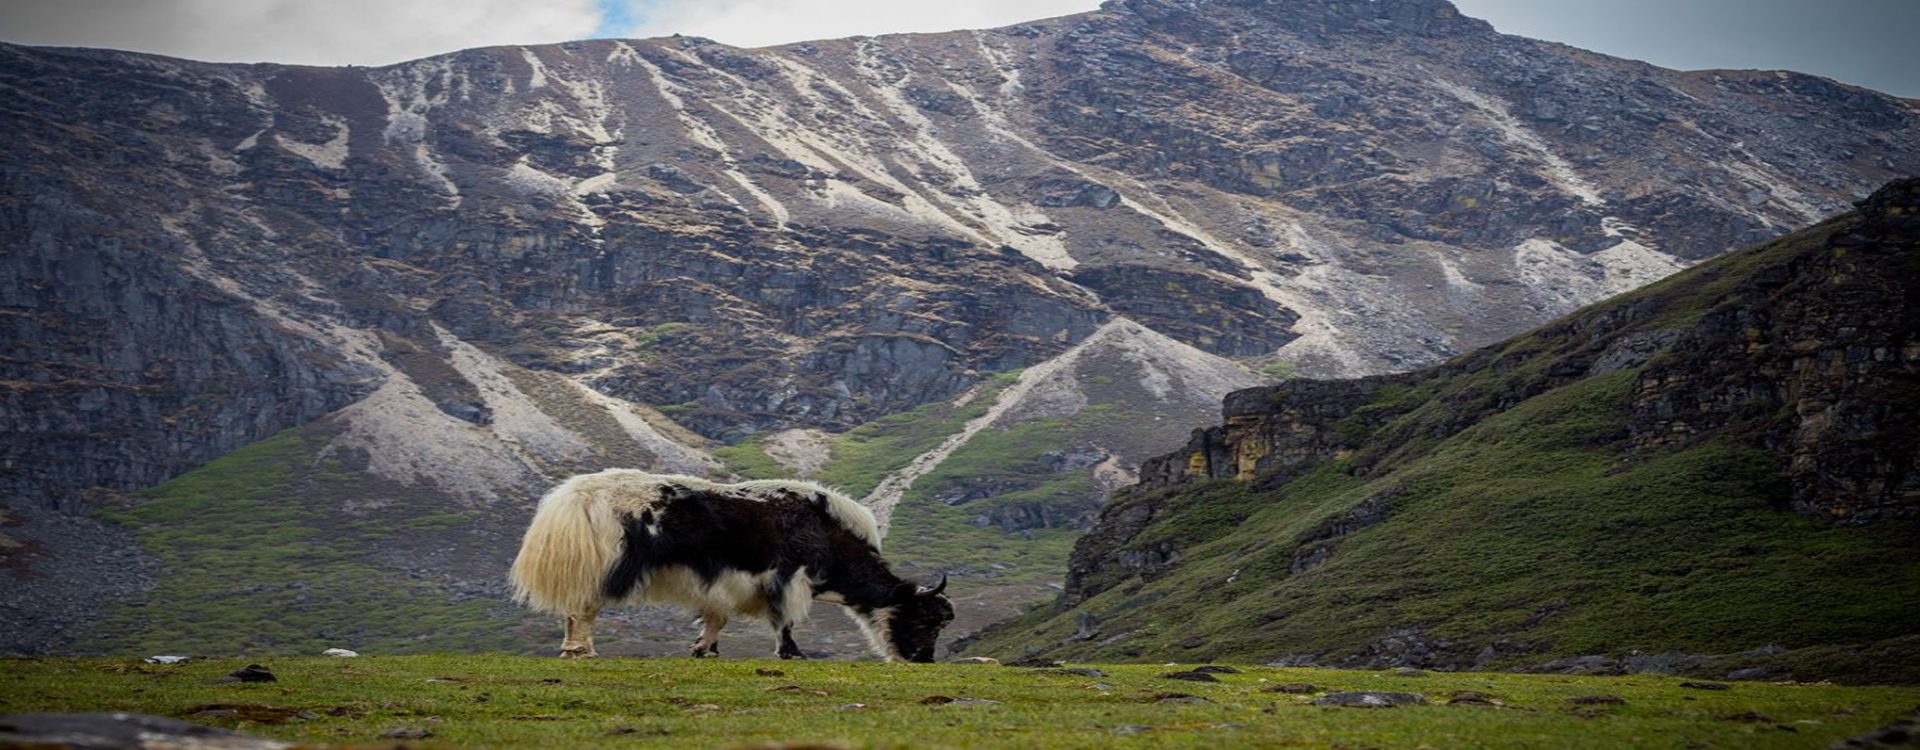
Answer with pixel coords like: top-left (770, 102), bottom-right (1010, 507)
top-left (611, 0), bottom-right (1102, 48)
top-left (0, 0), bottom-right (603, 66)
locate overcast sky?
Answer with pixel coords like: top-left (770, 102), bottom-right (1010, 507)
top-left (1, 0), bottom-right (1914, 97)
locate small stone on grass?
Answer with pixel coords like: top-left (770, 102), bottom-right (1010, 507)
top-left (1568, 695), bottom-right (1626, 705)
top-left (1445, 691), bottom-right (1497, 706)
top-left (918, 695), bottom-right (999, 706)
top-left (1311, 691), bottom-right (1427, 708)
top-left (219, 665), bottom-right (275, 683)
top-left (1034, 667), bottom-right (1107, 678)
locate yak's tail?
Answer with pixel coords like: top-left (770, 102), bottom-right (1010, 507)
top-left (510, 477), bottom-right (624, 615)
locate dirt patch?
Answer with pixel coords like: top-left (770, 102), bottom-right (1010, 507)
top-left (762, 429), bottom-right (833, 477)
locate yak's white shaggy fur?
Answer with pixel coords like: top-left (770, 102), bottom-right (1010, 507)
top-left (508, 470), bottom-right (879, 620)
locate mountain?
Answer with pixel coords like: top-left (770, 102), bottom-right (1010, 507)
top-left (962, 179), bottom-right (1920, 682)
top-left (2, 0), bottom-right (1916, 655)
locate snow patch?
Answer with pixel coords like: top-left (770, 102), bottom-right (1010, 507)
top-left (1721, 157), bottom-right (1828, 224)
top-left (1512, 237), bottom-right (1689, 315)
top-left (372, 60), bottom-right (462, 207)
top-left (274, 113), bottom-right (350, 170)
top-left (971, 31), bottom-right (1025, 102)
top-left (762, 54), bottom-right (998, 242)
top-left (323, 362), bottom-right (542, 504)
top-left (851, 40), bottom-right (1076, 270)
top-left (633, 54), bottom-right (785, 225)
top-left (436, 325), bottom-right (596, 468)
top-left (200, 139), bottom-right (244, 177)
top-left (519, 47), bottom-right (549, 89)
top-left (564, 377), bottom-right (719, 477)
top-left (860, 318), bottom-right (1256, 534)
top-left (607, 41), bottom-right (641, 66)
top-left (412, 144), bottom-right (460, 202)
top-left (506, 158), bottom-right (571, 195)
top-left (949, 69), bottom-right (1378, 373)
top-left (573, 171), bottom-right (619, 196)
top-left (1435, 80), bottom-right (1605, 206)
top-left (233, 128), bottom-right (265, 151)
top-left (1593, 237), bottom-right (1691, 296)
top-left (162, 213), bottom-right (542, 503)
top-left (1436, 253), bottom-right (1483, 295)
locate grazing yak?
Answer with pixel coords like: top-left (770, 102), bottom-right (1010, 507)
top-left (509, 470), bottom-right (954, 662)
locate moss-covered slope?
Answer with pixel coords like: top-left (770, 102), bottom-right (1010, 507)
top-left (964, 180), bottom-right (1920, 682)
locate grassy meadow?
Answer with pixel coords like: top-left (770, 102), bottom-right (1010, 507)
top-left (3, 655), bottom-right (1916, 748)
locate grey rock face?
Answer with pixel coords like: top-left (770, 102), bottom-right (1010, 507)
top-left (5, 0), bottom-right (1914, 517)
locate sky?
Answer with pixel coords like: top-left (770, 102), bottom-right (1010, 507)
top-left (0, 0), bottom-right (1914, 97)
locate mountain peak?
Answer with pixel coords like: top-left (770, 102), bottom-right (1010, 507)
top-left (1103, 0), bottom-right (1492, 37)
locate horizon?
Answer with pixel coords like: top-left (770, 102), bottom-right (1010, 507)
top-left (0, 0), bottom-right (1915, 98)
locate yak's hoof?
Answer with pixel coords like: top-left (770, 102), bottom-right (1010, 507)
top-left (778, 651), bottom-right (807, 660)
top-left (559, 649), bottom-right (597, 659)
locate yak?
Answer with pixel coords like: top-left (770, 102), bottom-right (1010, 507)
top-left (509, 470), bottom-right (954, 662)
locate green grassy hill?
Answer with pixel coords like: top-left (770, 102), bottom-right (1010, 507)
top-left (91, 427), bottom-right (542, 657)
top-left (963, 181), bottom-right (1920, 682)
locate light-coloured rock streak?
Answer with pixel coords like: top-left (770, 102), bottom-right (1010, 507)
top-left (859, 317), bottom-right (1246, 534)
top-left (1434, 79), bottom-right (1605, 206)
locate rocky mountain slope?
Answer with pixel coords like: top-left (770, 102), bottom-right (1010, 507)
top-left (963, 179), bottom-right (1920, 682)
top-left (2, 0), bottom-right (1917, 655)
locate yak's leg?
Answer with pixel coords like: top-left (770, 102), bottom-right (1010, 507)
top-left (691, 611), bottom-right (725, 658)
top-left (560, 607), bottom-right (601, 658)
top-left (776, 625), bottom-right (807, 660)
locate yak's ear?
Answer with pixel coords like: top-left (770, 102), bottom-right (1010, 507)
top-left (891, 582), bottom-right (921, 602)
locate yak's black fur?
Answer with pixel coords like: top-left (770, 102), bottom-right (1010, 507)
top-left (601, 484), bottom-right (952, 661)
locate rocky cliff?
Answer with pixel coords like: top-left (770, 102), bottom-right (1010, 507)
top-left (3, 0), bottom-right (1918, 655)
top-left (967, 179), bottom-right (1920, 681)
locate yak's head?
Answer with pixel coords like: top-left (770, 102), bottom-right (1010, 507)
top-left (880, 574), bottom-right (954, 663)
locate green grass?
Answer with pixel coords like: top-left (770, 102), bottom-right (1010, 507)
top-left (2, 656), bottom-right (1915, 749)
top-left (716, 373), bottom-right (1022, 496)
top-left (93, 429), bottom-right (526, 656)
top-left (885, 417), bottom-right (1091, 580)
top-left (710, 439), bottom-right (789, 481)
top-left (812, 372), bottom-right (1023, 498)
